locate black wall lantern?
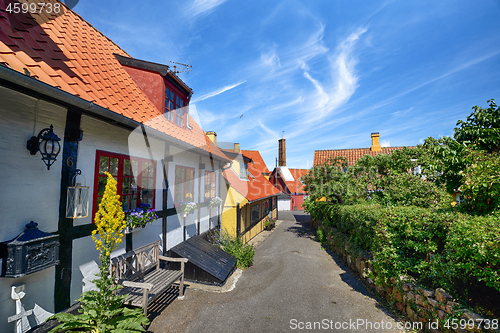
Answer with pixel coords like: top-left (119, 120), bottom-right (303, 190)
top-left (26, 125), bottom-right (61, 170)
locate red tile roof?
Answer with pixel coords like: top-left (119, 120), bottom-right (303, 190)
top-left (241, 150), bottom-right (270, 175)
top-left (313, 146), bottom-right (413, 167)
top-left (283, 168), bottom-right (309, 194)
top-left (223, 150), bottom-right (280, 203)
top-left (0, 0), bottom-right (227, 160)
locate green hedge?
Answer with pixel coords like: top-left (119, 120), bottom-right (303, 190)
top-left (306, 202), bottom-right (500, 300)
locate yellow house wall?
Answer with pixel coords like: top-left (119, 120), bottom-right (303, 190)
top-left (240, 200), bottom-right (278, 244)
top-left (221, 186), bottom-right (248, 238)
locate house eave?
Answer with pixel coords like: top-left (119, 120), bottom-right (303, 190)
top-left (0, 64), bottom-right (225, 161)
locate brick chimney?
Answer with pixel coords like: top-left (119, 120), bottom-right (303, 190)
top-left (234, 143), bottom-right (240, 152)
top-left (278, 139), bottom-right (286, 166)
top-left (370, 132), bottom-right (381, 151)
top-left (206, 131), bottom-right (217, 143)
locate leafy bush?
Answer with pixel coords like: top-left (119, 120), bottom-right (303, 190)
top-left (373, 173), bottom-right (453, 208)
top-left (212, 230), bottom-right (255, 269)
top-left (372, 206), bottom-right (454, 286)
top-left (316, 228), bottom-right (326, 243)
top-left (311, 201), bottom-right (500, 307)
top-left (334, 204), bottom-right (382, 251)
top-left (439, 213), bottom-right (500, 293)
top-left (459, 151), bottom-right (500, 213)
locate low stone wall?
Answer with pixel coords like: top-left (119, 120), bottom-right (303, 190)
top-left (316, 222), bottom-right (499, 333)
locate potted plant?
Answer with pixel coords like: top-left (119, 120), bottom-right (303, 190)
top-left (180, 201), bottom-right (197, 217)
top-left (125, 204), bottom-right (157, 232)
top-left (209, 196), bottom-right (222, 208)
top-left (264, 218), bottom-right (277, 231)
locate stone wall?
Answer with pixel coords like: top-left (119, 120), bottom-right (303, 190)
top-left (316, 223), bottom-right (499, 333)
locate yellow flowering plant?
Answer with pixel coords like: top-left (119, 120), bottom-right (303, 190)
top-left (49, 172), bottom-right (149, 332)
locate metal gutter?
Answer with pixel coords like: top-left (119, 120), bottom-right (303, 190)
top-left (247, 194), bottom-right (279, 204)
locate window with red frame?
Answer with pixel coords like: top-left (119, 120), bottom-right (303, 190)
top-left (175, 165), bottom-right (195, 204)
top-left (93, 151), bottom-right (156, 219)
top-left (204, 170), bottom-right (216, 201)
top-left (165, 86), bottom-right (187, 127)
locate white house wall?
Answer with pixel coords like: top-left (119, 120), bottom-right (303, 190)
top-left (0, 85), bottom-right (66, 330)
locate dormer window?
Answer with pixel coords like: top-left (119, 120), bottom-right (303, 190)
top-left (239, 161), bottom-right (248, 179)
top-left (165, 87), bottom-right (187, 128)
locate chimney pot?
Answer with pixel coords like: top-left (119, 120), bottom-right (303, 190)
top-left (278, 139), bottom-right (286, 166)
top-left (370, 132), bottom-right (381, 151)
top-left (206, 131), bottom-right (217, 143)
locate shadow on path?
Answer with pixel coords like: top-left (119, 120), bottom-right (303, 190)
top-left (283, 213), bottom-right (315, 239)
top-left (322, 244), bottom-right (401, 321)
top-left (283, 211), bottom-right (400, 322)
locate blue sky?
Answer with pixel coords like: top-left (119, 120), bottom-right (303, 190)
top-left (73, 0), bottom-right (500, 169)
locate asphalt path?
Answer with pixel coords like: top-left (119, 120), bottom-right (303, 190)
top-left (148, 211), bottom-right (404, 333)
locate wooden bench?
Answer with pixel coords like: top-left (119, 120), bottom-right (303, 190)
top-left (110, 240), bottom-right (188, 316)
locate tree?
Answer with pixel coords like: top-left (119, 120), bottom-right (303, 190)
top-left (455, 99), bottom-right (500, 153)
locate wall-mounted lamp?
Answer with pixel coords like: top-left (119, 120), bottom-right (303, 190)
top-left (66, 170), bottom-right (89, 219)
top-left (26, 125), bottom-right (61, 170)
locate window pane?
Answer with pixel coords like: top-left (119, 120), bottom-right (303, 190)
top-left (123, 177), bottom-right (130, 194)
top-left (124, 159), bottom-right (131, 176)
top-left (131, 160), bottom-right (139, 177)
top-left (110, 157), bottom-right (119, 176)
top-left (99, 156), bottom-right (109, 175)
top-left (252, 205), bottom-right (260, 223)
top-left (97, 177), bottom-right (106, 196)
top-left (122, 195), bottom-right (130, 211)
top-left (130, 196), bottom-right (137, 211)
top-left (148, 163), bottom-right (154, 177)
top-left (142, 162), bottom-right (149, 176)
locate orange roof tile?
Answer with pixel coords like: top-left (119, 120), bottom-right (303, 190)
top-left (0, 0), bottom-right (227, 159)
top-left (313, 146), bottom-right (414, 167)
top-left (283, 168), bottom-right (309, 194)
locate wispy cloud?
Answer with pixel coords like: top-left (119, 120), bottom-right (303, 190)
top-left (389, 50), bottom-right (500, 102)
top-left (186, 0), bottom-right (228, 18)
top-left (191, 80), bottom-right (247, 103)
top-left (288, 26), bottom-right (368, 137)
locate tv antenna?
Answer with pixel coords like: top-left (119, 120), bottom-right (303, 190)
top-left (166, 57), bottom-right (192, 75)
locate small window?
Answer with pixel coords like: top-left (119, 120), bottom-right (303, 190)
top-left (165, 86), bottom-right (187, 128)
top-left (204, 171), bottom-right (216, 201)
top-left (93, 151), bottom-right (156, 220)
top-left (263, 200), bottom-right (270, 216)
top-left (175, 166), bottom-right (195, 205)
top-left (251, 204), bottom-right (260, 224)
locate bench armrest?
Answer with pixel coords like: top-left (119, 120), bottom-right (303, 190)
top-left (123, 280), bottom-right (153, 290)
top-left (158, 255), bottom-right (188, 263)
